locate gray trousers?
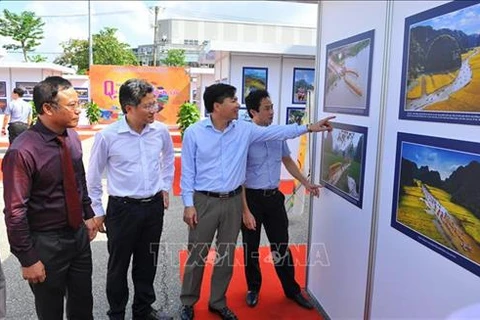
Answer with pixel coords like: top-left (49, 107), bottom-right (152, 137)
top-left (180, 191), bottom-right (243, 309)
top-left (0, 260), bottom-right (5, 320)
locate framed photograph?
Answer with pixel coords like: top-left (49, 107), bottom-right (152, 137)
top-left (0, 99), bottom-right (7, 114)
top-left (15, 81), bottom-right (37, 100)
top-left (238, 108), bottom-right (251, 122)
top-left (74, 87), bottom-right (89, 100)
top-left (399, 1), bottom-right (480, 125)
top-left (320, 122), bottom-right (367, 208)
top-left (242, 67), bottom-right (268, 103)
top-left (292, 68), bottom-right (314, 104)
top-left (323, 29), bottom-right (374, 116)
top-left (392, 132), bottom-right (480, 276)
top-left (286, 107), bottom-right (305, 125)
top-left (0, 81), bottom-right (6, 98)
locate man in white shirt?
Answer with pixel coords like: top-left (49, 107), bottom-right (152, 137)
top-left (87, 79), bottom-right (175, 320)
top-left (2, 87), bottom-right (32, 143)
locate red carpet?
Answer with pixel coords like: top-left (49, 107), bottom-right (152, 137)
top-left (178, 244), bottom-right (322, 320)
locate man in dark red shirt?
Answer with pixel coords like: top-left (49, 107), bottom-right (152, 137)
top-left (2, 76), bottom-right (98, 319)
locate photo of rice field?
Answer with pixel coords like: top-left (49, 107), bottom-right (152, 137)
top-left (392, 133), bottom-right (480, 276)
top-left (400, 1), bottom-right (480, 124)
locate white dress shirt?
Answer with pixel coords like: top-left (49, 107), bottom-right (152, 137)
top-left (87, 117), bottom-right (175, 216)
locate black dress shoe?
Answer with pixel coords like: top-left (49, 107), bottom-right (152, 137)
top-left (179, 305), bottom-right (194, 320)
top-left (246, 290), bottom-right (259, 307)
top-left (287, 292), bottom-right (314, 310)
top-left (143, 308), bottom-right (173, 320)
top-left (208, 305), bottom-right (238, 320)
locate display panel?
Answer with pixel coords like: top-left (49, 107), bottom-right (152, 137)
top-left (320, 122), bottom-right (368, 208)
top-left (323, 30), bottom-right (374, 116)
top-left (392, 132), bottom-right (480, 277)
top-left (399, 1), bottom-right (480, 125)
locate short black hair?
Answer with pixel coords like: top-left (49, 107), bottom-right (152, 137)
top-left (33, 76), bottom-right (72, 115)
top-left (119, 78), bottom-right (154, 114)
top-left (203, 83), bottom-right (236, 113)
top-left (13, 87), bottom-right (25, 97)
top-left (245, 89), bottom-right (270, 118)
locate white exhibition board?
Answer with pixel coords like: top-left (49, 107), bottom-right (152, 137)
top-left (307, 1), bottom-right (387, 319)
top-left (308, 0), bottom-right (480, 319)
top-left (371, 1), bottom-right (480, 318)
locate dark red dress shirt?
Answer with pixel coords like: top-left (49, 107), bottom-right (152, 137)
top-left (2, 120), bottom-right (94, 267)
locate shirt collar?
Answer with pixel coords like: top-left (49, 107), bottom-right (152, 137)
top-left (33, 120), bottom-right (72, 142)
top-left (117, 115), bottom-right (157, 134)
top-left (203, 115), bottom-right (237, 130)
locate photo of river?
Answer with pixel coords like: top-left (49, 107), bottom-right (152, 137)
top-left (323, 30), bottom-right (374, 116)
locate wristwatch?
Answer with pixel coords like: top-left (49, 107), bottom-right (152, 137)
top-left (306, 123), bottom-right (313, 133)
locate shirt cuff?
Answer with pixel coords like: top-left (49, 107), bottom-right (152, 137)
top-left (83, 205), bottom-right (95, 220)
top-left (15, 249), bottom-right (40, 267)
top-left (182, 194), bottom-right (194, 207)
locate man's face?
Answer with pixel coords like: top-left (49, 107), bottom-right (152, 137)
top-left (251, 97), bottom-right (274, 126)
top-left (215, 95), bottom-right (240, 121)
top-left (51, 87), bottom-right (81, 128)
top-left (127, 92), bottom-right (158, 125)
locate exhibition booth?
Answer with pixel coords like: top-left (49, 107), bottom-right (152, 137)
top-left (307, 1), bottom-right (480, 319)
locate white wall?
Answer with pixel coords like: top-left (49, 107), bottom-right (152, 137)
top-left (0, 68), bottom-right (63, 101)
top-left (307, 1), bottom-right (387, 319)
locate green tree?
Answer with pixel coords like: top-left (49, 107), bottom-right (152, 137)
top-left (0, 9), bottom-right (45, 62)
top-left (54, 27), bottom-right (138, 74)
top-left (28, 54), bottom-right (47, 62)
top-left (160, 49), bottom-right (186, 67)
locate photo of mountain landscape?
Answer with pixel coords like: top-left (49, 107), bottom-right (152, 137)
top-left (399, 1), bottom-right (480, 125)
top-left (320, 122), bottom-right (367, 208)
top-left (392, 132), bottom-right (480, 276)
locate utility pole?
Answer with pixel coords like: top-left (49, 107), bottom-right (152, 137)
top-left (88, 0), bottom-right (93, 68)
top-left (152, 6), bottom-right (159, 66)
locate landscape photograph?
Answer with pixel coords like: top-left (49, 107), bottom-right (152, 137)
top-left (392, 133), bottom-right (480, 276)
top-left (292, 68), bottom-right (314, 104)
top-left (324, 30), bottom-right (374, 116)
top-left (242, 67), bottom-right (268, 103)
top-left (320, 122), bottom-right (367, 208)
top-left (400, 1), bottom-right (480, 125)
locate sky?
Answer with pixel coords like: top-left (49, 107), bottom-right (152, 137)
top-left (413, 2), bottom-right (480, 35)
top-left (0, 1), bottom-right (318, 62)
top-left (401, 142), bottom-right (480, 180)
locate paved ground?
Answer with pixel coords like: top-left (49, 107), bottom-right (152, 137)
top-left (0, 130), bottom-right (311, 319)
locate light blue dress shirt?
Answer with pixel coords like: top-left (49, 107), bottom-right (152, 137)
top-left (87, 117), bottom-right (175, 216)
top-left (245, 139), bottom-right (290, 189)
top-left (180, 117), bottom-right (307, 206)
top-left (5, 98), bottom-right (31, 123)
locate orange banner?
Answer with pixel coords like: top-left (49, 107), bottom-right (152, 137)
top-left (89, 65), bottom-right (190, 125)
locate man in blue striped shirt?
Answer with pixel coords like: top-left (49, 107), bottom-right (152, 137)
top-left (242, 89), bottom-right (322, 310)
top-left (179, 83), bottom-right (333, 320)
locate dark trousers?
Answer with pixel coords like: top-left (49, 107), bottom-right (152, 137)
top-left (29, 224), bottom-right (93, 320)
top-left (7, 122), bottom-right (28, 144)
top-left (105, 195), bottom-right (165, 320)
top-left (241, 189), bottom-right (300, 297)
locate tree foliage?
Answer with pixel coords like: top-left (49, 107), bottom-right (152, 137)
top-left (54, 27), bottom-right (138, 74)
top-left (160, 49), bottom-right (187, 67)
top-left (0, 9), bottom-right (45, 62)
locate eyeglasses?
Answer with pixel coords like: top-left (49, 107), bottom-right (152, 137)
top-left (139, 102), bottom-right (162, 113)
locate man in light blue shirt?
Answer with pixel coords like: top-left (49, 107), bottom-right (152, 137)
top-left (179, 83), bottom-right (333, 320)
top-left (87, 79), bottom-right (174, 320)
top-left (242, 89), bottom-right (322, 310)
top-left (2, 87), bottom-right (32, 143)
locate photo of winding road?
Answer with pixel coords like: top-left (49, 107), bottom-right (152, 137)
top-left (403, 2), bottom-right (480, 117)
top-left (321, 123), bottom-right (367, 208)
top-left (324, 30), bottom-right (373, 115)
top-left (394, 137), bottom-right (480, 270)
